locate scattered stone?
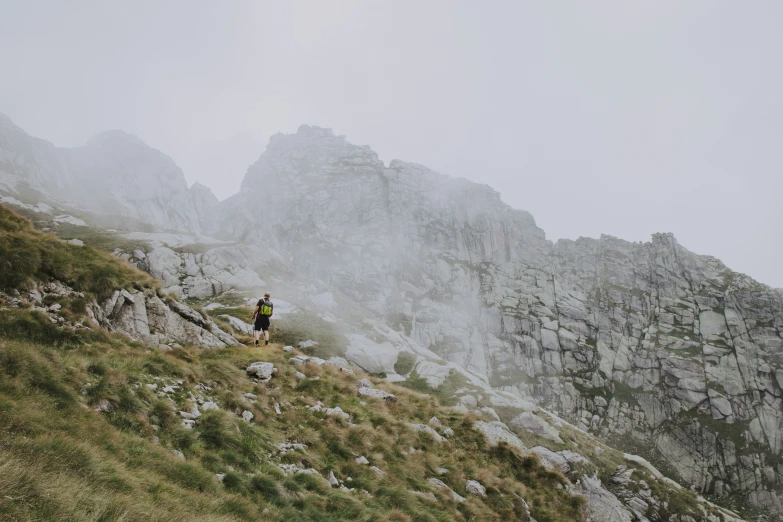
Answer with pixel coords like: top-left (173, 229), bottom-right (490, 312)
top-left (47, 303), bottom-right (62, 312)
top-left (324, 406), bottom-right (350, 421)
top-left (295, 371), bottom-right (306, 380)
top-left (243, 392), bottom-right (257, 400)
top-left (242, 410), bottom-right (254, 422)
top-left (283, 345), bottom-right (294, 352)
top-left (179, 406), bottom-right (201, 420)
top-left (246, 361), bottom-right (275, 380)
top-left (328, 470), bottom-right (339, 487)
top-left (437, 468), bottom-right (449, 475)
top-left (466, 480), bottom-right (487, 497)
top-left (66, 238), bottom-right (84, 247)
top-left (94, 399), bottom-right (113, 412)
top-left (172, 450), bottom-right (185, 460)
top-left (442, 428), bottom-right (454, 438)
top-left (428, 478), bottom-right (465, 503)
top-left (201, 401), bottom-right (219, 411)
top-left (531, 446), bottom-right (570, 472)
top-left (355, 456), bottom-right (370, 465)
top-left (290, 355), bottom-right (310, 366)
top-left (407, 423), bottom-right (445, 443)
top-left (278, 464), bottom-right (320, 476)
top-left (299, 340), bottom-right (318, 348)
top-left (274, 402), bottom-right (282, 415)
top-left (358, 383), bottom-right (397, 402)
top-left (371, 466), bottom-right (385, 475)
top-left (215, 473), bottom-right (225, 482)
top-left (277, 442), bottom-right (307, 455)
top-left (473, 421), bottom-right (526, 452)
top-left (510, 412), bottom-right (564, 444)
top-left (429, 416), bottom-right (442, 428)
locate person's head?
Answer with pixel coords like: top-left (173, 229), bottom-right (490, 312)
top-left (264, 292), bottom-right (270, 299)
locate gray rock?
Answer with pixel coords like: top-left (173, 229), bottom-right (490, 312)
top-left (324, 406), bottom-right (350, 421)
top-left (428, 478), bottom-right (465, 503)
top-left (466, 480), bottom-right (486, 497)
top-left (511, 412), bottom-right (564, 444)
top-left (473, 421), bottom-right (527, 453)
top-left (246, 362), bottom-right (275, 380)
top-left (531, 446), bottom-right (569, 472)
top-left (407, 423), bottom-right (445, 443)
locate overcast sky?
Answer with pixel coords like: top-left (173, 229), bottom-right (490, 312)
top-left (1, 1), bottom-right (781, 287)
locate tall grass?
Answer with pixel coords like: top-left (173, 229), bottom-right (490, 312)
top-left (0, 204), bottom-right (156, 299)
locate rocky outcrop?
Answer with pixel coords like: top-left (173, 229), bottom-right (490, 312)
top-left (117, 242), bottom-right (282, 299)
top-left (212, 126), bottom-right (783, 517)
top-left (87, 288), bottom-right (237, 348)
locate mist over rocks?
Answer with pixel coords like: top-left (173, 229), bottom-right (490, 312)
top-left (2, 118), bottom-right (783, 518)
top-left (211, 125), bottom-right (783, 517)
top-left (0, 114), bottom-right (214, 234)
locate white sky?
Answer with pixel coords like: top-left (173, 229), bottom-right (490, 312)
top-left (1, 1), bottom-right (781, 288)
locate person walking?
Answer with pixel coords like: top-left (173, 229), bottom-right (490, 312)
top-left (251, 292), bottom-right (274, 346)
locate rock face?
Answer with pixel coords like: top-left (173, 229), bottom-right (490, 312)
top-left (213, 126), bottom-right (783, 517)
top-left (123, 242), bottom-right (280, 298)
top-left (0, 114), bottom-right (214, 234)
top-left (87, 288), bottom-right (237, 348)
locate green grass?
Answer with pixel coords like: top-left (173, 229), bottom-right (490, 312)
top-left (0, 316), bottom-right (591, 521)
top-left (0, 204), bottom-right (157, 299)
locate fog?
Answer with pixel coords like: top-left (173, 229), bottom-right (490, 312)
top-left (0, 1), bottom-right (781, 287)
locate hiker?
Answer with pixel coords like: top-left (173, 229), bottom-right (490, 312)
top-left (251, 292), bottom-right (274, 346)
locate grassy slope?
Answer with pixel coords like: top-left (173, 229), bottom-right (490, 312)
top-left (0, 204), bottom-right (157, 299)
top-left (0, 204), bottom-right (584, 521)
top-left (0, 334), bottom-right (585, 522)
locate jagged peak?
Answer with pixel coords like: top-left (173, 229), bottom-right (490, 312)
top-left (296, 124), bottom-right (337, 138)
top-left (190, 182), bottom-right (219, 204)
top-left (190, 181), bottom-right (213, 192)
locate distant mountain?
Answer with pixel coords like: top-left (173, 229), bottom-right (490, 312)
top-left (0, 114), bottom-right (216, 234)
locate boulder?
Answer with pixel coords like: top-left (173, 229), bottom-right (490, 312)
top-left (466, 480), bottom-right (487, 497)
top-left (473, 421), bottom-right (526, 453)
top-left (246, 362), bottom-right (275, 380)
top-left (511, 412), bottom-right (563, 444)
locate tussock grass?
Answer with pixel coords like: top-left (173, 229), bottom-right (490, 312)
top-left (0, 313), bottom-right (588, 521)
top-left (0, 204), bottom-right (157, 299)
